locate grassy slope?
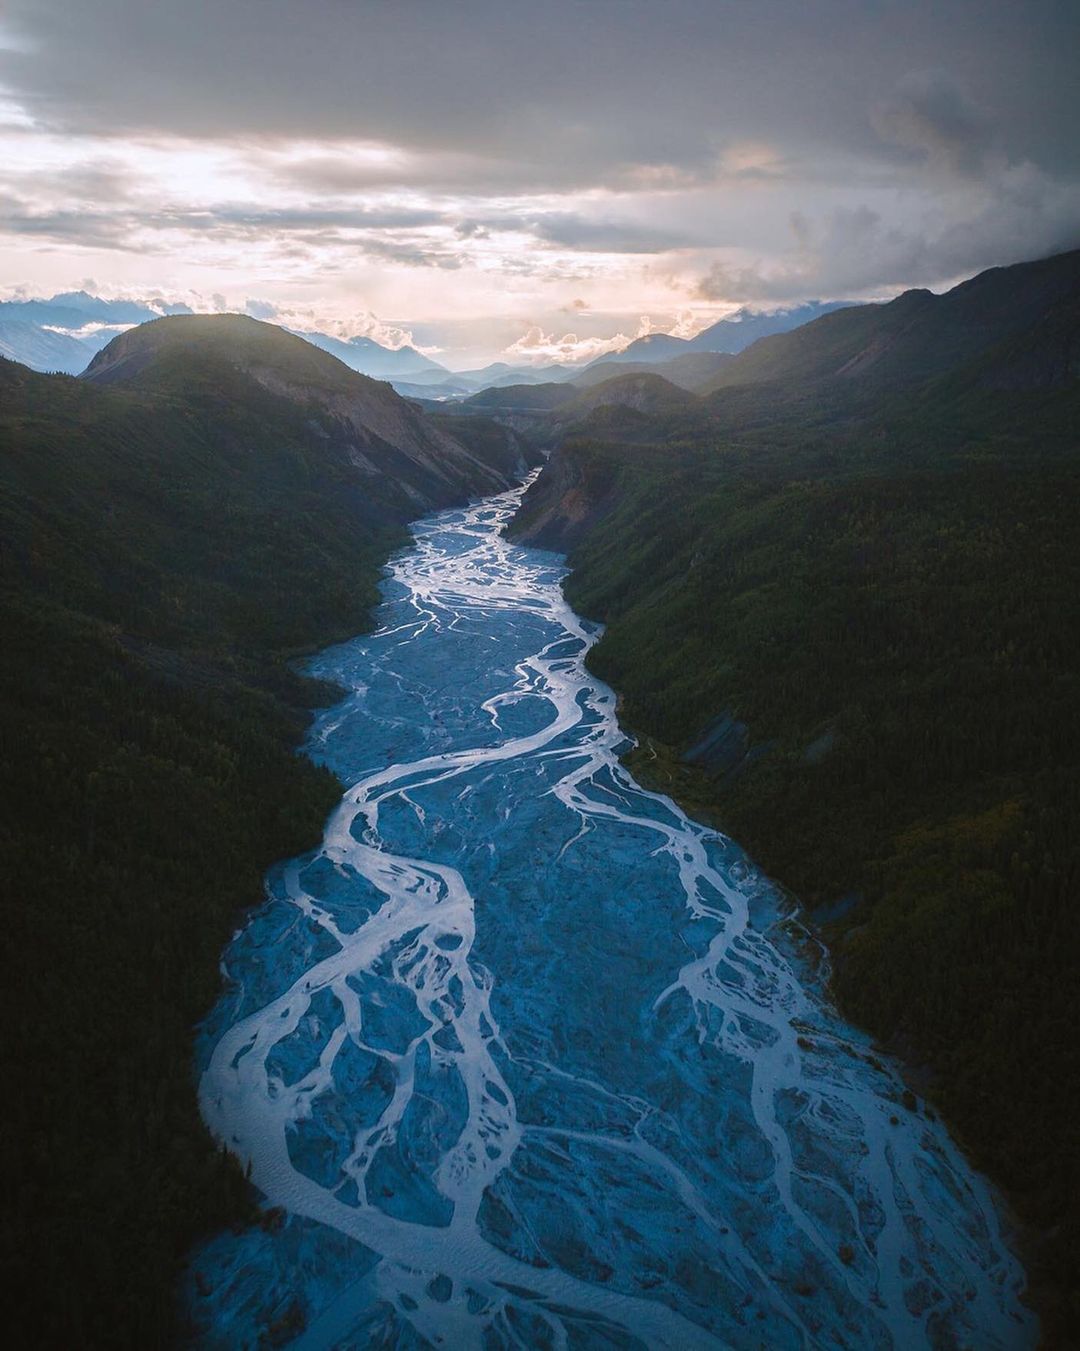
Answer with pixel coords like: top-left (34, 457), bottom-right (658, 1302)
top-left (0, 358), bottom-right (420, 1345)
top-left (535, 384), bottom-right (1080, 1338)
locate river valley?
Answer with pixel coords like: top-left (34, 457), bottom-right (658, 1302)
top-left (187, 483), bottom-right (1035, 1350)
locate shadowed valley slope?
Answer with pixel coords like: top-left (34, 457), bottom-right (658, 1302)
top-left (0, 318), bottom-right (537, 1346)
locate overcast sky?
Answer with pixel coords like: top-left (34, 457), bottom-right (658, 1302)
top-left (1, 0), bottom-right (1077, 366)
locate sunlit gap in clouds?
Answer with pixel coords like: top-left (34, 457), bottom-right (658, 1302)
top-left (0, 0), bottom-right (1077, 367)
top-left (0, 114), bottom-right (732, 366)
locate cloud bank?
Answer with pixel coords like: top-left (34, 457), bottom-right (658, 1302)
top-left (0, 1), bottom-right (1076, 364)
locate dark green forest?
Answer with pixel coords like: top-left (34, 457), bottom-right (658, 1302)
top-left (0, 351), bottom-right (499, 1345)
top-left (510, 298), bottom-right (1080, 1336)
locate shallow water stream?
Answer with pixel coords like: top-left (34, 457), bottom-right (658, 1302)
top-left (189, 485), bottom-right (1034, 1349)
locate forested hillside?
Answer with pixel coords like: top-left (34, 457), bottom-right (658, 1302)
top-left (509, 249), bottom-right (1080, 1339)
top-left (0, 328), bottom-right (527, 1346)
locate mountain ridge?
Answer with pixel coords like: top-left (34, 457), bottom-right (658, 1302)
top-left (83, 314), bottom-right (531, 510)
top-left (583, 301), bottom-right (852, 378)
top-left (0, 290), bottom-right (455, 382)
top-left (703, 249), bottom-right (1080, 393)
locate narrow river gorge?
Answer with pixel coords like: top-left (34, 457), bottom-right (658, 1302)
top-left (188, 483), bottom-right (1035, 1349)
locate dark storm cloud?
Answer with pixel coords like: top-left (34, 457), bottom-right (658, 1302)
top-left (871, 69), bottom-right (994, 177)
top-left (697, 187), bottom-right (1080, 304)
top-left (442, 210), bottom-right (694, 253)
top-left (3, 0), bottom-right (1078, 187)
top-left (2, 0), bottom-right (1078, 323)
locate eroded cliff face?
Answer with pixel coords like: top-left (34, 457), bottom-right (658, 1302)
top-left (505, 442), bottom-right (617, 552)
top-left (244, 364), bottom-right (511, 506)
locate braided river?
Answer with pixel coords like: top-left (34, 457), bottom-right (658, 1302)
top-left (188, 483), bottom-right (1034, 1349)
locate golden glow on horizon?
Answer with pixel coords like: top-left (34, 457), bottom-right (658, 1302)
top-left (1, 0), bottom-right (1075, 368)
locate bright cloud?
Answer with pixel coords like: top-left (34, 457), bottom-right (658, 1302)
top-left (0, 1), bottom-right (1076, 365)
top-left (504, 326), bottom-right (635, 366)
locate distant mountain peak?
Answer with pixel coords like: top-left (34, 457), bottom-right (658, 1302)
top-left (290, 327), bottom-right (445, 378)
top-left (685, 301), bottom-right (853, 354)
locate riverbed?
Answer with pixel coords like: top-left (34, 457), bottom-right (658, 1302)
top-left (187, 484), bottom-right (1034, 1349)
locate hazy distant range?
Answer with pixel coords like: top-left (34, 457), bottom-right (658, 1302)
top-left (0, 290), bottom-right (848, 396)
